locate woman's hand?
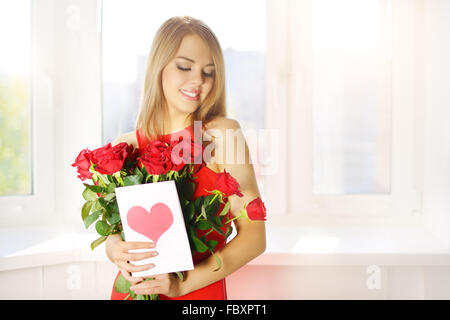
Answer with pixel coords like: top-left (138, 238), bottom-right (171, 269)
top-left (105, 234), bottom-right (158, 284)
top-left (130, 273), bottom-right (183, 298)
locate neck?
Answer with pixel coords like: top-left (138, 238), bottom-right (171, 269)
top-left (164, 108), bottom-right (193, 134)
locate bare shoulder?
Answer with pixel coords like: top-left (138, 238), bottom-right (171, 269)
top-left (205, 117), bottom-right (241, 131)
top-left (111, 130), bottom-right (138, 148)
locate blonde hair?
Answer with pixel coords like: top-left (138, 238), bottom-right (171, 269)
top-left (135, 16), bottom-right (227, 141)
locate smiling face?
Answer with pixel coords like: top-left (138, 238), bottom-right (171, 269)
top-left (161, 33), bottom-right (215, 120)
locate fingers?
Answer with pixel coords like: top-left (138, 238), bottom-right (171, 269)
top-left (117, 260), bottom-right (155, 273)
top-left (119, 268), bottom-right (143, 285)
top-left (130, 278), bottom-right (166, 295)
top-left (122, 250), bottom-right (158, 262)
top-left (111, 241), bottom-right (159, 284)
top-left (152, 273), bottom-right (170, 280)
top-left (120, 241), bottom-right (156, 250)
top-left (118, 241), bottom-right (157, 262)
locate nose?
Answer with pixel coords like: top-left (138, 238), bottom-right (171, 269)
top-left (189, 69), bottom-right (204, 86)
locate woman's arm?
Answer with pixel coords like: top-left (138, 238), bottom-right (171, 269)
top-left (131, 118), bottom-right (266, 297)
top-left (179, 118), bottom-right (266, 295)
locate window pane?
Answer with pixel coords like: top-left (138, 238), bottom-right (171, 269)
top-left (312, 0), bottom-right (391, 195)
top-left (102, 0), bottom-right (266, 186)
top-left (0, 0), bottom-right (32, 196)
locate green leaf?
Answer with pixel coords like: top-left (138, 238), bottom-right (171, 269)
top-left (106, 182), bottom-right (116, 194)
top-left (83, 183), bottom-right (105, 193)
top-left (200, 205), bottom-right (207, 219)
top-left (81, 201), bottom-right (94, 221)
top-left (83, 209), bottom-right (102, 229)
top-left (92, 199), bottom-right (102, 211)
top-left (205, 195), bottom-right (221, 217)
top-left (82, 187), bottom-right (97, 201)
top-left (133, 166), bottom-right (143, 177)
top-left (207, 239), bottom-right (218, 251)
top-left (104, 193), bottom-right (115, 202)
top-left (225, 225), bottom-right (233, 238)
top-left (108, 211), bottom-right (121, 224)
top-left (211, 251), bottom-right (222, 271)
top-left (123, 174), bottom-right (143, 186)
top-left (90, 235), bottom-right (107, 250)
top-left (180, 197), bottom-right (189, 208)
top-left (114, 274), bottom-right (131, 293)
top-left (182, 202), bottom-right (195, 225)
top-left (193, 236), bottom-right (208, 253)
top-left (189, 227), bottom-right (208, 253)
top-left (196, 220), bottom-right (210, 230)
top-left (194, 196), bottom-right (204, 212)
top-left (181, 181), bottom-right (196, 200)
top-left (95, 220), bottom-right (110, 236)
top-left (175, 271), bottom-right (184, 281)
top-left (97, 197), bottom-right (107, 208)
top-left (206, 215), bottom-right (226, 236)
top-left (219, 201), bottom-right (231, 216)
top-left (107, 175), bottom-right (114, 183)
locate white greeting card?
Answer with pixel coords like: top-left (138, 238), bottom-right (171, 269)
top-left (114, 180), bottom-right (194, 277)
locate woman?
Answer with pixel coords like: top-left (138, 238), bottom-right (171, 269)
top-left (107, 16), bottom-right (266, 300)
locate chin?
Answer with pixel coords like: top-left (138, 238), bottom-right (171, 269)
top-left (177, 102), bottom-right (201, 115)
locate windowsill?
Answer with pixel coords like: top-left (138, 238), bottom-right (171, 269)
top-left (253, 221), bottom-right (450, 266)
top-left (1, 221), bottom-right (450, 272)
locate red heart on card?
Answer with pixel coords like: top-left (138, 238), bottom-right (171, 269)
top-left (126, 203), bottom-right (174, 243)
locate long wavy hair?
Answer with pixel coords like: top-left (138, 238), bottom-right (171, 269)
top-left (135, 16), bottom-right (227, 141)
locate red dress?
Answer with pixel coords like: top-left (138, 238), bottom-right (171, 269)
top-left (110, 125), bottom-right (229, 300)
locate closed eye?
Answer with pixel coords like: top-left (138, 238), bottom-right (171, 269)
top-left (177, 65), bottom-right (214, 77)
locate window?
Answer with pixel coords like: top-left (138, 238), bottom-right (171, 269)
top-left (311, 0), bottom-right (391, 195)
top-left (265, 0), bottom-right (421, 219)
top-left (101, 0), bottom-right (267, 191)
top-left (0, 0), bottom-right (61, 226)
top-left (0, 0), bottom-right (32, 196)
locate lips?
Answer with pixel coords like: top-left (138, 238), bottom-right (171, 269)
top-left (180, 89), bottom-right (200, 101)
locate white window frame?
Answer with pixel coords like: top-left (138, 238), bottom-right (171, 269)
top-left (0, 0), bottom-right (56, 227)
top-left (264, 0), bottom-right (423, 223)
top-left (0, 0), bottom-right (103, 228)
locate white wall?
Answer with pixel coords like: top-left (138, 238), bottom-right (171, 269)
top-left (1, 261), bottom-right (450, 299)
top-left (422, 0), bottom-right (450, 247)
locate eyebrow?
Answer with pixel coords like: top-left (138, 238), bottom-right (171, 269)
top-left (175, 56), bottom-right (215, 67)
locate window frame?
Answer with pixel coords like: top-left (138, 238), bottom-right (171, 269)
top-left (264, 0), bottom-right (423, 222)
top-left (0, 0), bottom-right (103, 228)
top-left (0, 0), bottom-right (56, 227)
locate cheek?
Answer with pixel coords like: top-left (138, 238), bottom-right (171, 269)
top-left (202, 80), bottom-right (214, 99)
top-left (162, 67), bottom-right (184, 95)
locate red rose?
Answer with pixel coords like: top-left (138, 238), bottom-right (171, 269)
top-left (137, 140), bottom-right (172, 175)
top-left (168, 138), bottom-right (204, 172)
top-left (124, 144), bottom-right (139, 173)
top-left (125, 144), bottom-right (139, 163)
top-left (245, 197), bottom-right (267, 221)
top-left (90, 142), bottom-right (130, 175)
top-left (71, 148), bottom-right (93, 181)
top-left (215, 169), bottom-right (243, 197)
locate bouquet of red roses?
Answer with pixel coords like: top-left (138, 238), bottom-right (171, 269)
top-left (71, 135), bottom-right (266, 300)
